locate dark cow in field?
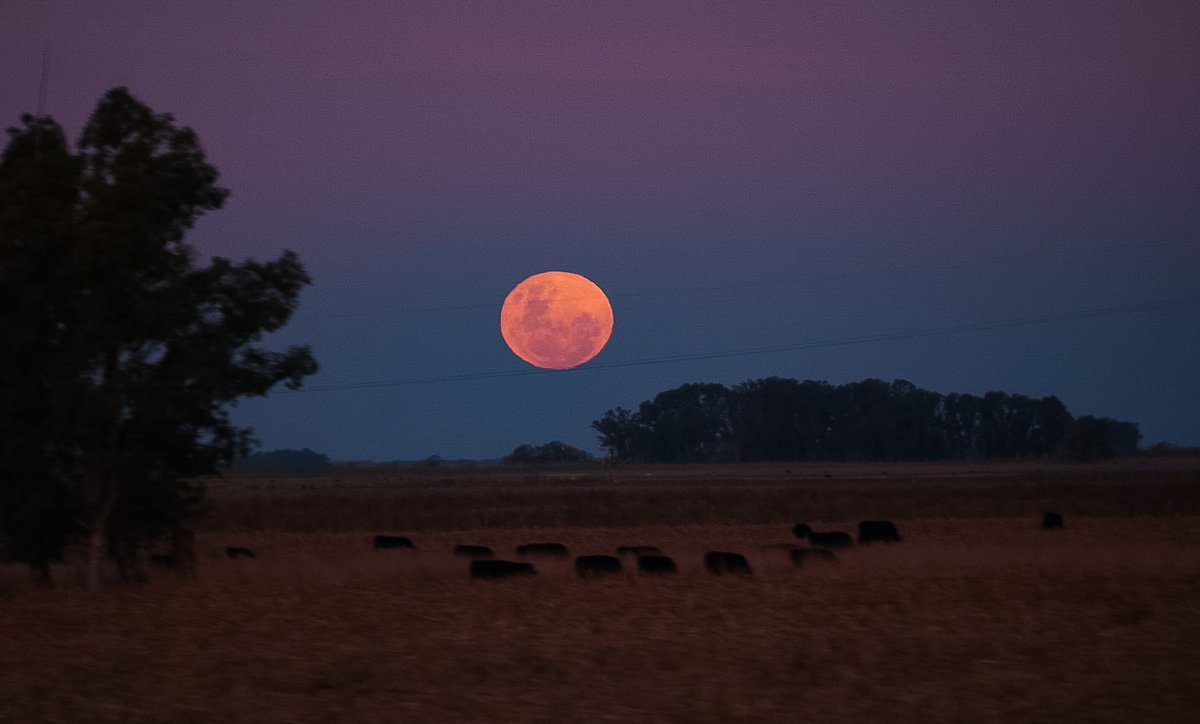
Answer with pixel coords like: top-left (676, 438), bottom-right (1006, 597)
top-left (454, 544), bottom-right (494, 558)
top-left (1042, 511), bottom-right (1065, 529)
top-left (470, 559), bottom-right (537, 579)
top-left (792, 523), bottom-right (813, 539)
top-left (858, 520), bottom-right (902, 543)
top-left (373, 535), bottom-right (415, 550)
top-left (808, 531), bottom-right (853, 548)
top-left (790, 548), bottom-right (838, 567)
top-left (617, 545), bottom-right (661, 556)
top-left (704, 551), bottom-right (752, 575)
top-left (574, 555), bottom-right (623, 577)
top-left (516, 543), bottom-right (569, 557)
top-left (637, 554), bottom-right (678, 575)
top-left (225, 547), bottom-right (255, 559)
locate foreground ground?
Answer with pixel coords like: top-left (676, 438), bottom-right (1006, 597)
top-left (2, 462), bottom-right (1198, 722)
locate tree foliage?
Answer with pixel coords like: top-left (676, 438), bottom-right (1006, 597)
top-left (1056, 416), bottom-right (1141, 461)
top-left (593, 378), bottom-right (1139, 464)
top-left (0, 88), bottom-right (317, 586)
top-left (233, 448), bottom-right (331, 474)
top-left (505, 441), bottom-right (594, 465)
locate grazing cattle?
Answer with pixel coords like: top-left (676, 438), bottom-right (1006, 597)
top-left (470, 559), bottom-right (536, 579)
top-left (790, 548), bottom-right (838, 567)
top-left (808, 531), bottom-right (854, 548)
top-left (1042, 511), bottom-right (1065, 529)
top-left (454, 544), bottom-right (494, 558)
top-left (373, 535), bottom-right (415, 550)
top-left (858, 520), bottom-right (902, 543)
top-left (574, 555), bottom-right (623, 576)
top-left (704, 551), bottom-right (752, 575)
top-left (617, 545), bottom-right (661, 556)
top-left (516, 543), bottom-right (569, 557)
top-left (792, 523), bottom-right (812, 539)
top-left (637, 554), bottom-right (678, 574)
top-left (225, 547), bottom-right (255, 559)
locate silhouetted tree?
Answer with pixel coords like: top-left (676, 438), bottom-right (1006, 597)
top-left (839, 378), bottom-right (893, 460)
top-left (940, 392), bottom-right (982, 458)
top-left (505, 441), bottom-right (593, 465)
top-left (1057, 416), bottom-right (1141, 461)
top-left (592, 406), bottom-right (650, 462)
top-left (638, 383), bottom-right (735, 463)
top-left (887, 379), bottom-right (946, 460)
top-left (731, 377), bottom-right (804, 461)
top-left (233, 448), bottom-right (331, 473)
top-left (595, 377), bottom-right (1136, 465)
top-left (0, 88), bottom-right (317, 587)
top-left (1031, 395), bottom-right (1073, 457)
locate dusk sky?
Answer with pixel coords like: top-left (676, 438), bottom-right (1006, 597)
top-left (3, 2), bottom-right (1197, 461)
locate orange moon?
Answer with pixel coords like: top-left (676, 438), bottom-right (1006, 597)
top-left (500, 271), bottom-right (614, 369)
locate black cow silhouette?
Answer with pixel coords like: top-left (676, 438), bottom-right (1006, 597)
top-left (470, 559), bottom-right (536, 579)
top-left (858, 520), bottom-right (902, 543)
top-left (637, 554), bottom-right (678, 574)
top-left (792, 523), bottom-right (812, 539)
top-left (1042, 512), bottom-right (1065, 529)
top-left (374, 535), bottom-right (415, 550)
top-left (790, 548), bottom-right (838, 567)
top-left (808, 531), bottom-right (854, 548)
top-left (574, 555), bottom-right (623, 576)
top-left (616, 545), bottom-right (661, 556)
top-left (516, 543), bottom-right (569, 556)
top-left (454, 544), bottom-right (494, 558)
top-left (704, 551), bottom-right (752, 575)
top-left (225, 547), bottom-right (255, 559)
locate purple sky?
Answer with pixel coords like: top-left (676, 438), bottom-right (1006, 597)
top-left (3, 2), bottom-right (1198, 460)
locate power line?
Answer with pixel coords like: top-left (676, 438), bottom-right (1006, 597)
top-left (292, 293), bottom-right (1199, 394)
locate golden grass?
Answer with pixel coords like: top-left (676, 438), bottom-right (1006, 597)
top-left (2, 464), bottom-right (1199, 722)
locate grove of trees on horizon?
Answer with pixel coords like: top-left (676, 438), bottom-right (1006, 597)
top-left (242, 377), bottom-right (1147, 472)
top-left (592, 377), bottom-right (1141, 464)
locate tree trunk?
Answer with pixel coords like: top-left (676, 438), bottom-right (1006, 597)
top-left (85, 482), bottom-right (118, 590)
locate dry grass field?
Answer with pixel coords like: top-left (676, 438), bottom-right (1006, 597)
top-left (2, 460), bottom-right (1199, 722)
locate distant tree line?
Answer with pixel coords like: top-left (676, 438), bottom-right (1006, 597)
top-left (592, 378), bottom-right (1140, 464)
top-left (232, 448), bottom-right (331, 473)
top-left (505, 441), bottom-right (594, 465)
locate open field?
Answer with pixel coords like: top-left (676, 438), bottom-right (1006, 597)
top-left (2, 461), bottom-right (1199, 722)
top-left (203, 458), bottom-right (1200, 532)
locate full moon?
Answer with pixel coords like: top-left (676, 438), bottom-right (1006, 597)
top-left (500, 271), bottom-right (614, 369)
